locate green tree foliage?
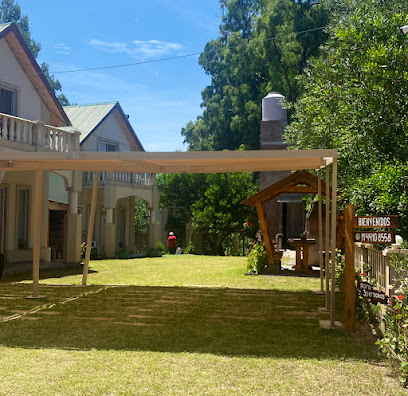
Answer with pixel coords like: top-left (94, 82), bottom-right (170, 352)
top-left (134, 198), bottom-right (150, 234)
top-left (285, 0), bottom-right (408, 230)
top-left (40, 62), bottom-right (70, 106)
top-left (349, 163), bottom-right (408, 239)
top-left (182, 0), bottom-right (329, 151)
top-left (157, 172), bottom-right (257, 255)
top-left (0, 0), bottom-right (69, 105)
top-left (0, 0), bottom-right (40, 57)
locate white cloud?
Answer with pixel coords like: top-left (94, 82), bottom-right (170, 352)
top-left (54, 43), bottom-right (70, 55)
top-left (89, 39), bottom-right (184, 60)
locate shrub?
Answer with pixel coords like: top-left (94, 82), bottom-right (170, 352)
top-left (156, 242), bottom-right (165, 255)
top-left (376, 252), bottom-right (408, 386)
top-left (184, 242), bottom-right (195, 254)
top-left (246, 243), bottom-right (268, 275)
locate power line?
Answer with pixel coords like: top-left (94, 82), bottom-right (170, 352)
top-left (51, 25), bottom-right (328, 75)
top-left (53, 52), bottom-right (202, 74)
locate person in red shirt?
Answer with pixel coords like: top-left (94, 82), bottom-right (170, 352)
top-left (167, 232), bottom-right (177, 254)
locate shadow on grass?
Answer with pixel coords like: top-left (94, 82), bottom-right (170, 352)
top-left (0, 284), bottom-right (379, 361)
top-left (1, 267), bottom-right (98, 283)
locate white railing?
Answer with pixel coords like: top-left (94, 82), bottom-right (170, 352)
top-left (354, 243), bottom-right (407, 295)
top-left (0, 112), bottom-right (79, 151)
top-left (83, 171), bottom-right (152, 186)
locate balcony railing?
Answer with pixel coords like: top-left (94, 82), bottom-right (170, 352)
top-left (0, 112), bottom-right (80, 151)
top-left (83, 171), bottom-right (153, 187)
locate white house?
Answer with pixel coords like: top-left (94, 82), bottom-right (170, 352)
top-left (0, 22), bottom-right (80, 272)
top-left (0, 22), bottom-right (158, 275)
top-left (64, 102), bottom-right (159, 258)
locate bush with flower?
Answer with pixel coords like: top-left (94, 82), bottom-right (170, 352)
top-left (376, 251), bottom-right (408, 386)
top-left (246, 242), bottom-right (268, 275)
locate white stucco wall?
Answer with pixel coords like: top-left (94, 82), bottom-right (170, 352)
top-left (0, 40), bottom-right (45, 122)
top-left (81, 112), bottom-right (132, 152)
top-left (49, 172), bottom-right (69, 204)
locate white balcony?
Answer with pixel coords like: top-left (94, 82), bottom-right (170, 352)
top-left (83, 171), bottom-right (153, 187)
top-left (0, 112), bottom-right (80, 152)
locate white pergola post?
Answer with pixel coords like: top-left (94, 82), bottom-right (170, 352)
top-left (318, 169), bottom-right (324, 292)
top-left (30, 170), bottom-right (43, 298)
top-left (330, 158), bottom-right (338, 327)
top-left (82, 171), bottom-right (99, 286)
top-left (325, 165), bottom-right (330, 309)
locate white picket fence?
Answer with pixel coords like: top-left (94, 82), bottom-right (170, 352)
top-left (354, 243), bottom-right (407, 295)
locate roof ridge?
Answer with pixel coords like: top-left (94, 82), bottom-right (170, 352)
top-left (63, 101), bottom-right (117, 108)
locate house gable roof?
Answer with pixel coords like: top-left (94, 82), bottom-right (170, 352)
top-left (0, 23), bottom-right (70, 127)
top-left (64, 102), bottom-right (144, 151)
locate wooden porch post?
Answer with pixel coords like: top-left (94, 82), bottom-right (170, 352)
top-left (318, 169), bottom-right (323, 292)
top-left (330, 158), bottom-right (338, 327)
top-left (344, 204), bottom-right (356, 331)
top-left (255, 201), bottom-right (275, 266)
top-left (82, 171), bottom-right (99, 286)
top-left (31, 169), bottom-right (42, 298)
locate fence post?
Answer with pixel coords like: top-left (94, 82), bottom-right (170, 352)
top-left (345, 204), bottom-right (356, 331)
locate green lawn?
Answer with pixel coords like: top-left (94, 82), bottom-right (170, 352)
top-left (0, 256), bottom-right (406, 395)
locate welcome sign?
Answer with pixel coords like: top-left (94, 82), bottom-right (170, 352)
top-left (353, 215), bottom-right (399, 228)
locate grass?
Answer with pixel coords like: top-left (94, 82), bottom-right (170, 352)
top-left (0, 255), bottom-right (406, 395)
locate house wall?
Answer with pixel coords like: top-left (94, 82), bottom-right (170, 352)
top-left (1, 171), bottom-right (50, 263)
top-left (81, 112), bottom-right (133, 152)
top-left (0, 36), bottom-right (73, 267)
top-left (49, 172), bottom-right (69, 204)
top-left (0, 40), bottom-right (48, 123)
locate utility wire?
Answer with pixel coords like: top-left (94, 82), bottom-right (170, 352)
top-left (53, 52), bottom-right (202, 74)
top-left (51, 25), bottom-right (328, 75)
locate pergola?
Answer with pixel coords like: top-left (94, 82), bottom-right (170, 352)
top-left (0, 148), bottom-right (338, 326)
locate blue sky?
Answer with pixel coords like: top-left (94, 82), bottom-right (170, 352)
top-left (16, 0), bottom-right (222, 151)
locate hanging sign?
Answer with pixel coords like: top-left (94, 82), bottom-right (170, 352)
top-left (354, 231), bottom-right (394, 244)
top-left (358, 281), bottom-right (389, 304)
top-left (353, 215), bottom-right (399, 228)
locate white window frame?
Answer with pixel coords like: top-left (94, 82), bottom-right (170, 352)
top-left (98, 139), bottom-right (118, 152)
top-left (0, 85), bottom-right (16, 116)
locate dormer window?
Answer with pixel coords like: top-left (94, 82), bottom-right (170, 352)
top-left (0, 87), bottom-right (15, 115)
top-left (98, 139), bottom-right (118, 152)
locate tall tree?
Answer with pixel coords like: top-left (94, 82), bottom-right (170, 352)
top-left (0, 0), bottom-right (40, 57)
top-left (157, 172), bottom-right (257, 255)
top-left (0, 0), bottom-right (69, 106)
top-left (285, 0), bottom-right (408, 232)
top-left (182, 0), bottom-right (329, 151)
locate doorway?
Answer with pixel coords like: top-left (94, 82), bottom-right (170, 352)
top-left (49, 210), bottom-right (67, 260)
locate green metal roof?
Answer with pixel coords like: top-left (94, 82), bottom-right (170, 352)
top-left (63, 102), bottom-right (117, 142)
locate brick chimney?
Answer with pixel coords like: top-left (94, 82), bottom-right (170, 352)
top-left (260, 92), bottom-right (290, 241)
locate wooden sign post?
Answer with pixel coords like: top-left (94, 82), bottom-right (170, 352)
top-left (344, 205), bottom-right (355, 331)
top-left (345, 212), bottom-right (399, 331)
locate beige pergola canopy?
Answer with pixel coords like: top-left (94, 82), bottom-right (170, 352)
top-left (0, 148), bottom-right (339, 326)
top-left (0, 149), bottom-right (336, 173)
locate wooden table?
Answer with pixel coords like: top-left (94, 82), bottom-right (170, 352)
top-left (288, 238), bottom-right (316, 273)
